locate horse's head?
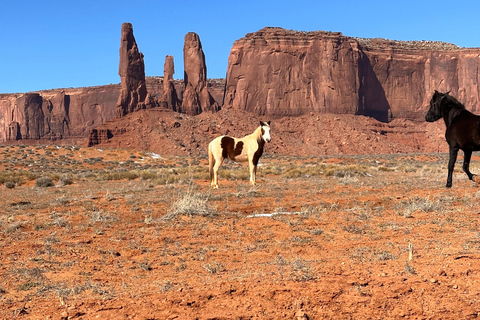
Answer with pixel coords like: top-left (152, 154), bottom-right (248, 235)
top-left (425, 90), bottom-right (449, 122)
top-left (260, 121), bottom-right (271, 142)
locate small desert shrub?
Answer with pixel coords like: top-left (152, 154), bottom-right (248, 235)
top-left (324, 165), bottom-right (370, 177)
top-left (405, 261), bottom-right (417, 275)
top-left (164, 189), bottom-right (217, 220)
top-left (0, 170), bottom-right (35, 185)
top-left (4, 221), bottom-right (22, 233)
top-left (342, 224), bottom-right (366, 234)
top-left (18, 282), bottom-right (41, 291)
top-left (36, 176), bottom-right (54, 188)
top-left (203, 261), bottom-right (224, 274)
top-left (59, 174), bottom-right (74, 186)
top-left (89, 211), bottom-right (119, 223)
top-left (139, 171), bottom-right (160, 180)
top-left (97, 171), bottom-right (139, 181)
top-left (5, 181), bottom-right (15, 189)
top-left (397, 195), bottom-right (442, 217)
top-left (291, 259), bottom-right (316, 282)
top-left (378, 166), bottom-right (395, 172)
top-left (282, 166), bottom-right (323, 179)
top-left (53, 217), bottom-right (69, 228)
top-left (262, 165), bottom-right (282, 175)
top-left (378, 251), bottom-right (397, 261)
top-left (219, 169), bottom-right (250, 181)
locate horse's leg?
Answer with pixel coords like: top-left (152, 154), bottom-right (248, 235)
top-left (248, 159), bottom-right (256, 186)
top-left (463, 149), bottom-right (475, 181)
top-left (446, 146), bottom-right (459, 188)
top-left (212, 157), bottom-right (224, 189)
top-left (208, 147), bottom-right (215, 186)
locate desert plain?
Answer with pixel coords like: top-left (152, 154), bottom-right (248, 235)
top-left (1, 145), bottom-right (480, 319)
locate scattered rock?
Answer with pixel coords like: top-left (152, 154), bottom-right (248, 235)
top-left (295, 310), bottom-right (309, 320)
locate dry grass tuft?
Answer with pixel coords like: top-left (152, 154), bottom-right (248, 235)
top-left (164, 186), bottom-right (217, 220)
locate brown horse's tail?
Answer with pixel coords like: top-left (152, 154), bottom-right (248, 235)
top-left (208, 142), bottom-right (215, 182)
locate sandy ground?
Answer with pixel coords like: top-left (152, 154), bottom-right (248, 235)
top-left (1, 146), bottom-right (480, 319)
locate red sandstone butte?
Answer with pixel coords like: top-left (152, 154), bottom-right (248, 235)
top-left (223, 27), bottom-right (480, 122)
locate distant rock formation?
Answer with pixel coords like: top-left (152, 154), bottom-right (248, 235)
top-left (87, 127), bottom-right (128, 147)
top-left (223, 27), bottom-right (480, 122)
top-left (0, 84), bottom-right (119, 142)
top-left (159, 55), bottom-right (180, 111)
top-left (0, 78), bottom-right (224, 144)
top-left (4, 25), bottom-right (480, 152)
top-left (3, 92), bottom-right (68, 140)
top-left (116, 22), bottom-right (152, 117)
top-left (181, 32), bottom-right (219, 115)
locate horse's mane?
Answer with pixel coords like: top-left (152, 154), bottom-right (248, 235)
top-left (444, 93), bottom-right (465, 110)
top-left (251, 125), bottom-right (264, 142)
top-left (443, 93), bottom-right (466, 125)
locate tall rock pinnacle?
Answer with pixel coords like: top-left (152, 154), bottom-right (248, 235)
top-left (160, 55), bottom-right (179, 111)
top-left (116, 22), bottom-right (151, 117)
top-left (181, 32), bottom-right (219, 115)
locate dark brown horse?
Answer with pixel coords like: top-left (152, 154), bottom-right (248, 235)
top-left (425, 90), bottom-right (480, 187)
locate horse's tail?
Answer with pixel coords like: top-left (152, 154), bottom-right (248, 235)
top-left (208, 142), bottom-right (215, 181)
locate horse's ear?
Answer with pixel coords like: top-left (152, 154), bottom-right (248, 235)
top-left (267, 121), bottom-right (271, 126)
top-left (260, 121), bottom-right (263, 126)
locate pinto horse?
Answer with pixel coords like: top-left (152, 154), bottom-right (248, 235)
top-left (425, 90), bottom-right (480, 187)
top-left (208, 121), bottom-right (271, 189)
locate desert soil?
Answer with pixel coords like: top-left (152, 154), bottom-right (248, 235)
top-left (1, 145), bottom-right (480, 319)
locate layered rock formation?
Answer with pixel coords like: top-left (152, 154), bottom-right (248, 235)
top-left (181, 32), bottom-right (219, 115)
top-left (223, 27), bottom-right (480, 122)
top-left (0, 78), bottom-right (224, 144)
top-left (0, 85), bottom-right (118, 142)
top-left (3, 25), bottom-right (480, 154)
top-left (116, 22), bottom-right (151, 117)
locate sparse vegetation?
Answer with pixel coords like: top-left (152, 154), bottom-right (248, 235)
top-left (0, 147), bottom-right (479, 318)
top-left (164, 186), bottom-right (217, 220)
top-left (35, 176), bottom-right (55, 188)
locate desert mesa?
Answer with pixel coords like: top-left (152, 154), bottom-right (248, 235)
top-left (1, 24), bottom-right (479, 156)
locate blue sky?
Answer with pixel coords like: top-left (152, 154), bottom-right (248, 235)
top-left (1, 0), bottom-right (479, 94)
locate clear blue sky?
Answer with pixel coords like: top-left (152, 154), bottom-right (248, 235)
top-left (1, 0), bottom-right (479, 94)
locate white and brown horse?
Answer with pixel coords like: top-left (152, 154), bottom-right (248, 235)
top-left (208, 121), bottom-right (271, 189)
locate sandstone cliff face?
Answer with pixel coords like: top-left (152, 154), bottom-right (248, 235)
top-left (116, 22), bottom-right (151, 117)
top-left (0, 78), bottom-right (224, 144)
top-left (224, 27), bottom-right (480, 121)
top-left (358, 38), bottom-right (480, 120)
top-left (0, 85), bottom-right (119, 142)
top-left (224, 28), bottom-right (363, 118)
top-left (181, 32), bottom-right (219, 115)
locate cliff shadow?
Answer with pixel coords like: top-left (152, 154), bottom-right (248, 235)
top-left (358, 53), bottom-right (391, 123)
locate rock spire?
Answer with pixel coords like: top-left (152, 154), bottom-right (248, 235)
top-left (181, 32), bottom-right (219, 115)
top-left (116, 22), bottom-right (151, 117)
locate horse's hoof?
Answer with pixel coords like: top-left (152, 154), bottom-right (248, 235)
top-left (446, 183), bottom-right (452, 188)
top-left (212, 185), bottom-right (219, 189)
